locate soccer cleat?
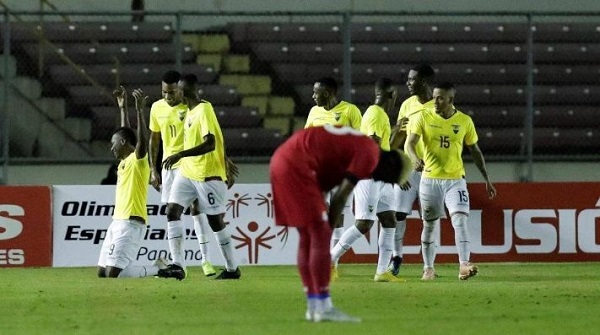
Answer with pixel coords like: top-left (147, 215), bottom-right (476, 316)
top-left (422, 267), bottom-right (436, 281)
top-left (459, 263), bottom-right (478, 280)
top-left (215, 267), bottom-right (241, 280)
top-left (313, 308), bottom-right (361, 323)
top-left (387, 256), bottom-right (403, 276)
top-left (305, 310), bottom-right (314, 322)
top-left (157, 264), bottom-right (186, 281)
top-left (201, 260), bottom-right (217, 277)
top-left (374, 271), bottom-right (406, 282)
top-left (330, 265), bottom-right (339, 282)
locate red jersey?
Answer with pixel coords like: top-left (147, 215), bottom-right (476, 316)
top-left (273, 125), bottom-right (380, 192)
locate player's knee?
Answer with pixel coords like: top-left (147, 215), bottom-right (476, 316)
top-left (189, 199), bottom-right (201, 216)
top-left (97, 267), bottom-right (106, 278)
top-left (395, 212), bottom-right (408, 221)
top-left (166, 203), bottom-right (184, 221)
top-left (355, 220), bottom-right (373, 234)
top-left (451, 213), bottom-right (468, 229)
top-left (106, 266), bottom-right (122, 278)
top-left (206, 214), bottom-right (226, 232)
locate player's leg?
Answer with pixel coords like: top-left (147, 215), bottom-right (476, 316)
top-left (419, 177), bottom-right (444, 280)
top-left (165, 173), bottom-right (196, 275)
top-left (308, 218), bottom-right (360, 323)
top-left (445, 179), bottom-right (477, 280)
top-left (97, 220), bottom-right (115, 278)
top-left (197, 180), bottom-right (240, 279)
top-left (330, 180), bottom-right (376, 271)
top-left (327, 188), bottom-right (345, 251)
top-left (389, 172), bottom-right (420, 275)
top-left (373, 183), bottom-right (403, 282)
top-left (103, 220), bottom-right (165, 278)
top-left (190, 200), bottom-right (215, 276)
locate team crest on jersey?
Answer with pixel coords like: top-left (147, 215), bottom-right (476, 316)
top-left (452, 124), bottom-right (460, 134)
top-left (334, 112), bottom-right (341, 121)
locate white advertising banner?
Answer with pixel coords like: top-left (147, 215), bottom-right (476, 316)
top-left (52, 184), bottom-right (308, 267)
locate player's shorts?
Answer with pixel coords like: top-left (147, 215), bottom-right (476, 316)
top-left (394, 170), bottom-right (421, 214)
top-left (168, 172), bottom-right (226, 215)
top-left (270, 153), bottom-right (328, 227)
top-left (98, 219), bottom-right (145, 269)
top-left (354, 179), bottom-right (395, 221)
top-left (325, 187), bottom-right (353, 216)
top-left (419, 177), bottom-right (470, 221)
top-left (160, 168), bottom-right (178, 203)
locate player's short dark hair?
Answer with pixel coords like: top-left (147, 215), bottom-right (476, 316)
top-left (113, 127), bottom-right (137, 146)
top-left (315, 77), bottom-right (338, 94)
top-left (434, 81), bottom-right (456, 91)
top-left (375, 77), bottom-right (394, 92)
top-left (411, 64), bottom-right (435, 82)
top-left (181, 73), bottom-right (198, 86)
top-left (162, 70), bottom-right (181, 85)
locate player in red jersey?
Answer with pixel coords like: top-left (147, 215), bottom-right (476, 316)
top-left (269, 125), bottom-right (411, 323)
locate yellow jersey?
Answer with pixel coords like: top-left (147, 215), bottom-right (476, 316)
top-left (179, 101), bottom-right (227, 181)
top-left (113, 152), bottom-right (150, 222)
top-left (410, 108), bottom-right (478, 179)
top-left (397, 96), bottom-right (435, 159)
top-left (360, 105), bottom-right (391, 151)
top-left (148, 99), bottom-right (188, 169)
top-left (305, 101), bottom-right (362, 129)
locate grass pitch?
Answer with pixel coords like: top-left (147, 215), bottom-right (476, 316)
top-left (0, 263), bottom-right (598, 335)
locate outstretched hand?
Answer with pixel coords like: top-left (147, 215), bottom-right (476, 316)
top-left (113, 85), bottom-right (128, 108)
top-left (162, 153), bottom-right (182, 170)
top-left (132, 88), bottom-right (149, 112)
top-left (486, 182), bottom-right (497, 199)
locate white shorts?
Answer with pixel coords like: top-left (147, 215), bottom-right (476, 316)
top-left (324, 187), bottom-right (353, 215)
top-left (168, 173), bottom-right (226, 215)
top-left (160, 168), bottom-right (178, 203)
top-left (419, 177), bottom-right (470, 221)
top-left (353, 179), bottom-right (395, 221)
top-left (394, 170), bottom-right (421, 214)
top-left (98, 219), bottom-right (145, 269)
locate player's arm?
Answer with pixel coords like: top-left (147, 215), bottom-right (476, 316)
top-left (406, 132), bottom-right (423, 172)
top-left (132, 88), bottom-right (149, 159)
top-left (466, 143), bottom-right (497, 199)
top-left (148, 131), bottom-right (162, 191)
top-left (328, 178), bottom-right (356, 228)
top-left (369, 133), bottom-right (381, 145)
top-left (162, 133), bottom-right (215, 170)
top-left (113, 85), bottom-right (130, 128)
top-left (389, 117), bottom-right (408, 150)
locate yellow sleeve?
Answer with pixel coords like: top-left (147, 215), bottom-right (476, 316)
top-left (349, 105), bottom-right (362, 130)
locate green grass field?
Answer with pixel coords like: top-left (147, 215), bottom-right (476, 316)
top-left (1, 263), bottom-right (598, 335)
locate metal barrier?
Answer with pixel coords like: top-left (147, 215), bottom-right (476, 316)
top-left (2, 9), bottom-right (600, 184)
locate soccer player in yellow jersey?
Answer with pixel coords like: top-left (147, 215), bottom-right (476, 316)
top-left (148, 71), bottom-right (216, 277)
top-left (98, 87), bottom-right (166, 278)
top-left (305, 77), bottom-right (362, 252)
top-left (330, 78), bottom-right (404, 282)
top-left (161, 74), bottom-right (240, 280)
top-left (407, 82), bottom-right (497, 281)
top-left (387, 64), bottom-right (436, 276)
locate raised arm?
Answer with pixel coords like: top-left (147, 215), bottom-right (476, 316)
top-left (132, 88), bottom-right (149, 159)
top-left (467, 143), bottom-right (497, 199)
top-left (113, 85), bottom-right (130, 128)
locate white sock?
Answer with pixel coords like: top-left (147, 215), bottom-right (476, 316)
top-left (213, 228), bottom-right (237, 271)
top-left (451, 213), bottom-right (470, 264)
top-left (330, 227), bottom-right (345, 252)
top-left (421, 219), bottom-right (437, 269)
top-left (167, 220), bottom-right (185, 268)
top-left (330, 225), bottom-right (363, 265)
top-left (192, 214), bottom-right (210, 262)
top-left (393, 220), bottom-right (407, 257)
top-left (376, 227), bottom-right (395, 274)
top-left (117, 265), bottom-right (159, 278)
